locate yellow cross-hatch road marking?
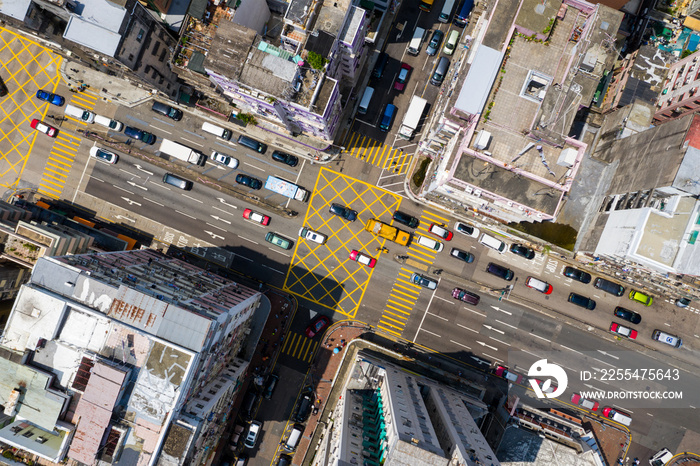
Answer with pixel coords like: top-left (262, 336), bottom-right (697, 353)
top-left (345, 132), bottom-right (408, 174)
top-left (281, 333), bottom-right (317, 363)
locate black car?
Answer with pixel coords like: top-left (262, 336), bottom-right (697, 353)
top-left (124, 126), bottom-right (156, 144)
top-left (486, 262), bottom-right (514, 281)
top-left (293, 393), bottom-right (313, 423)
top-left (393, 210), bottom-right (419, 228)
top-left (568, 292), bottom-right (596, 310)
top-left (563, 266), bottom-right (591, 284)
top-left (277, 455), bottom-right (293, 466)
top-left (271, 150), bottom-right (299, 167)
top-left (613, 306), bottom-right (641, 324)
top-left (450, 248), bottom-right (474, 263)
top-left (236, 174), bottom-right (263, 190)
top-left (509, 243), bottom-right (535, 260)
top-left (263, 374), bottom-right (279, 400)
top-left (593, 277), bottom-right (625, 296)
top-left (329, 203), bottom-right (357, 221)
top-left (0, 76), bottom-right (8, 97)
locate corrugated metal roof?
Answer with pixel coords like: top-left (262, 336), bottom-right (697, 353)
top-left (455, 46), bottom-right (503, 116)
top-left (63, 16), bottom-right (122, 57)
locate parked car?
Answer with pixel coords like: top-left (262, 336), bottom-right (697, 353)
top-left (265, 232), bottom-right (293, 250)
top-left (563, 266), bottom-right (591, 284)
top-left (393, 210), bottom-right (419, 228)
top-left (429, 223), bottom-right (453, 240)
top-left (30, 119), bottom-right (57, 137)
top-left (571, 393), bottom-right (599, 411)
top-left (568, 292), bottom-right (596, 310)
top-left (35, 89), bottom-right (64, 106)
top-left (609, 322), bottom-right (637, 339)
top-left (299, 227), bottom-right (327, 244)
top-left (212, 150), bottom-right (239, 168)
top-left (525, 276), bottom-right (552, 294)
top-left (450, 247), bottom-right (474, 263)
top-left (454, 221), bottom-right (479, 238)
top-left (329, 203), bottom-right (357, 221)
top-left (124, 126), bottom-right (156, 144)
top-left (89, 146), bottom-right (118, 164)
top-left (416, 235), bottom-right (443, 252)
top-left (236, 174), bottom-right (263, 190)
top-left (486, 262), bottom-right (514, 281)
top-left (613, 306), bottom-right (641, 324)
top-left (593, 277), bottom-right (625, 296)
top-left (410, 272), bottom-right (437, 290)
top-left (509, 243), bottom-right (535, 259)
top-left (243, 208), bottom-right (270, 225)
top-left (244, 421), bottom-right (262, 449)
top-left (452, 287), bottom-right (480, 304)
top-left (629, 289), bottom-right (653, 306)
top-left (305, 315), bottom-right (330, 338)
top-left (675, 297), bottom-right (691, 308)
top-left (426, 30), bottom-right (444, 56)
top-left (293, 394), bottom-right (313, 423)
top-left (393, 63), bottom-right (412, 91)
top-left (271, 150), bottom-right (299, 167)
top-left (350, 249), bottom-right (377, 268)
top-left (651, 329), bottom-right (682, 348)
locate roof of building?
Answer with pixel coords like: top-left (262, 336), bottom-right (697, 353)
top-left (454, 46), bottom-right (503, 116)
top-left (619, 45), bottom-right (675, 107)
top-left (63, 15), bottom-right (123, 57)
top-left (286, 0), bottom-right (315, 25)
top-left (316, 0), bottom-right (347, 37)
top-left (305, 30), bottom-right (336, 58)
top-left (205, 21), bottom-right (258, 80)
top-left (239, 47), bottom-right (299, 96)
top-left (339, 6), bottom-right (364, 45)
top-left (0, 0), bottom-right (31, 21)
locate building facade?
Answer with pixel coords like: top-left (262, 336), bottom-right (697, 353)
top-left (655, 49), bottom-right (700, 124)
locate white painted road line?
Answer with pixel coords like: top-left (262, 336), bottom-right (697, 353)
top-left (560, 345), bottom-right (582, 354)
top-left (592, 357), bottom-right (615, 368)
top-left (464, 307), bottom-right (486, 317)
top-left (421, 328), bottom-right (442, 338)
top-left (151, 126), bottom-right (172, 134)
top-left (237, 235), bottom-right (258, 244)
top-left (489, 336), bottom-right (510, 346)
top-left (529, 333), bottom-right (551, 342)
top-left (144, 198), bottom-right (165, 206)
top-left (175, 210), bottom-right (196, 219)
top-left (181, 137), bottom-right (204, 147)
top-left (182, 194), bottom-right (203, 203)
top-left (245, 162), bottom-right (266, 171)
top-left (457, 323), bottom-right (479, 334)
top-left (262, 264), bottom-right (284, 274)
top-left (428, 312), bottom-right (448, 321)
top-left (482, 353), bottom-right (503, 363)
top-left (495, 319), bottom-right (517, 330)
top-left (434, 295), bottom-right (454, 304)
top-left (450, 340), bottom-right (471, 350)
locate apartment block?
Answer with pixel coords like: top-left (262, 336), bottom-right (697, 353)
top-left (654, 48), bottom-right (700, 124)
top-left (0, 249), bottom-right (261, 465)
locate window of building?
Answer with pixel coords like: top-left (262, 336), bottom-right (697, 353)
top-left (151, 42), bottom-right (160, 56)
top-left (159, 49), bottom-right (167, 62)
top-left (137, 29), bottom-right (144, 42)
top-left (128, 54), bottom-right (134, 61)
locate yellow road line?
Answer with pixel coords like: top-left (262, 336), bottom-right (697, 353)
top-left (384, 306), bottom-right (410, 317)
top-left (388, 294), bottom-right (414, 305)
top-left (38, 183), bottom-right (61, 194)
top-left (51, 145), bottom-right (77, 157)
top-left (393, 285), bottom-right (420, 296)
top-left (409, 246), bottom-right (436, 259)
top-left (382, 147), bottom-right (397, 170)
top-left (380, 313), bottom-right (407, 326)
top-left (47, 161), bottom-right (71, 171)
top-left (357, 135), bottom-right (369, 160)
top-left (282, 333), bottom-right (297, 353)
top-left (43, 173), bottom-right (66, 184)
top-left (378, 319), bottom-right (404, 330)
top-left (422, 211), bottom-right (451, 223)
top-left (302, 340), bottom-right (318, 362)
top-left (40, 177), bottom-right (64, 189)
top-left (70, 95), bottom-right (97, 107)
top-left (386, 298), bottom-right (412, 310)
top-left (37, 189), bottom-right (59, 198)
top-left (49, 152), bottom-right (75, 163)
top-left (378, 325), bottom-right (402, 336)
top-left (44, 168), bottom-right (68, 179)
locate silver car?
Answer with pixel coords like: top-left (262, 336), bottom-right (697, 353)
top-left (211, 150), bottom-right (239, 168)
top-left (410, 273), bottom-right (437, 290)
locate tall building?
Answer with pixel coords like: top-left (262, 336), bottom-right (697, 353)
top-left (0, 249), bottom-right (261, 465)
top-left (654, 48), bottom-right (700, 124)
top-left (319, 352), bottom-right (498, 466)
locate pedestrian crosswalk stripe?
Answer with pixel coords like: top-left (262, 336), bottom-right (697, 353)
top-left (345, 132), bottom-right (409, 174)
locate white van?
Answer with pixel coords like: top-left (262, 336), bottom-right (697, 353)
top-left (479, 233), bottom-right (506, 253)
top-left (610, 411), bottom-right (632, 426)
top-left (416, 235), bottom-right (444, 252)
top-left (64, 104), bottom-right (95, 123)
top-left (407, 27), bottom-right (426, 55)
top-left (283, 424), bottom-right (303, 452)
top-left (650, 448), bottom-right (673, 466)
top-left (202, 121), bottom-right (232, 140)
top-left (94, 114), bottom-right (124, 131)
top-left (358, 87), bottom-right (374, 115)
top-left (439, 0), bottom-right (456, 22)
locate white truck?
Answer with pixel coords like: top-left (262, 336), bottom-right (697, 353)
top-left (159, 139), bottom-right (205, 165)
top-left (265, 175), bottom-right (309, 202)
top-left (398, 95), bottom-right (428, 139)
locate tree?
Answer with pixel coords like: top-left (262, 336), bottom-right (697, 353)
top-left (307, 51), bottom-right (327, 70)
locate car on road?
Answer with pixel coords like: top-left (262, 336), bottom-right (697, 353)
top-left (236, 174), bottom-right (263, 190)
top-left (350, 249), bottom-right (376, 268)
top-left (393, 210), bottom-right (419, 228)
top-left (651, 329), bottom-right (682, 348)
top-left (593, 277), bottom-right (625, 296)
top-left (675, 297), bottom-right (691, 308)
top-left (277, 455), bottom-right (293, 466)
top-left (244, 421), bottom-right (262, 449)
top-left (212, 150), bottom-right (239, 168)
top-left (243, 208), bottom-right (270, 225)
top-left (450, 247), bottom-right (474, 263)
top-left (89, 146), bottom-right (118, 164)
top-left (124, 126), bottom-right (156, 144)
top-left (426, 30), bottom-right (444, 56)
top-left (35, 89), bottom-right (64, 106)
top-left (649, 448), bottom-right (674, 466)
top-left (525, 276), bottom-right (552, 294)
top-left (416, 235), bottom-right (444, 252)
top-left (563, 266), bottom-right (591, 284)
top-left (509, 243), bottom-right (535, 259)
top-left (571, 393), bottom-right (599, 411)
top-left (263, 374), bottom-right (279, 399)
top-left (568, 292), bottom-right (596, 310)
top-left (531, 378), bottom-right (556, 394)
top-left (613, 306), bottom-right (641, 324)
top-left (410, 272), bottom-right (437, 290)
top-left (30, 119), bottom-right (57, 137)
top-left (629, 289), bottom-right (653, 306)
top-left (429, 223), bottom-right (453, 241)
top-left (495, 366), bottom-right (523, 383)
top-left (271, 150), bottom-right (299, 167)
top-left (235, 453), bottom-right (249, 466)
top-left (293, 394), bottom-right (313, 423)
top-left (486, 262), bottom-right (514, 281)
top-left (609, 322), bottom-right (637, 339)
top-left (601, 407), bottom-right (632, 426)
top-left (454, 221), bottom-right (479, 238)
top-left (299, 227), bottom-right (327, 244)
top-left (393, 63), bottom-right (412, 91)
top-left (305, 315), bottom-right (330, 338)
top-left (329, 203), bottom-right (357, 221)
top-left (265, 232), bottom-right (293, 250)
top-left (452, 287), bottom-right (480, 304)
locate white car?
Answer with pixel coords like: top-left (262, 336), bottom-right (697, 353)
top-left (299, 227), bottom-right (327, 244)
top-left (455, 221), bottom-right (479, 238)
top-left (415, 235), bottom-right (443, 252)
top-left (89, 146), bottom-right (118, 164)
top-left (211, 150), bottom-right (239, 169)
top-left (244, 420), bottom-right (262, 449)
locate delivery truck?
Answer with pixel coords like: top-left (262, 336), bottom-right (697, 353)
top-left (265, 175), bottom-right (309, 202)
top-left (159, 139), bottom-right (205, 165)
top-left (398, 96), bottom-right (428, 139)
top-left (364, 218), bottom-right (411, 246)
